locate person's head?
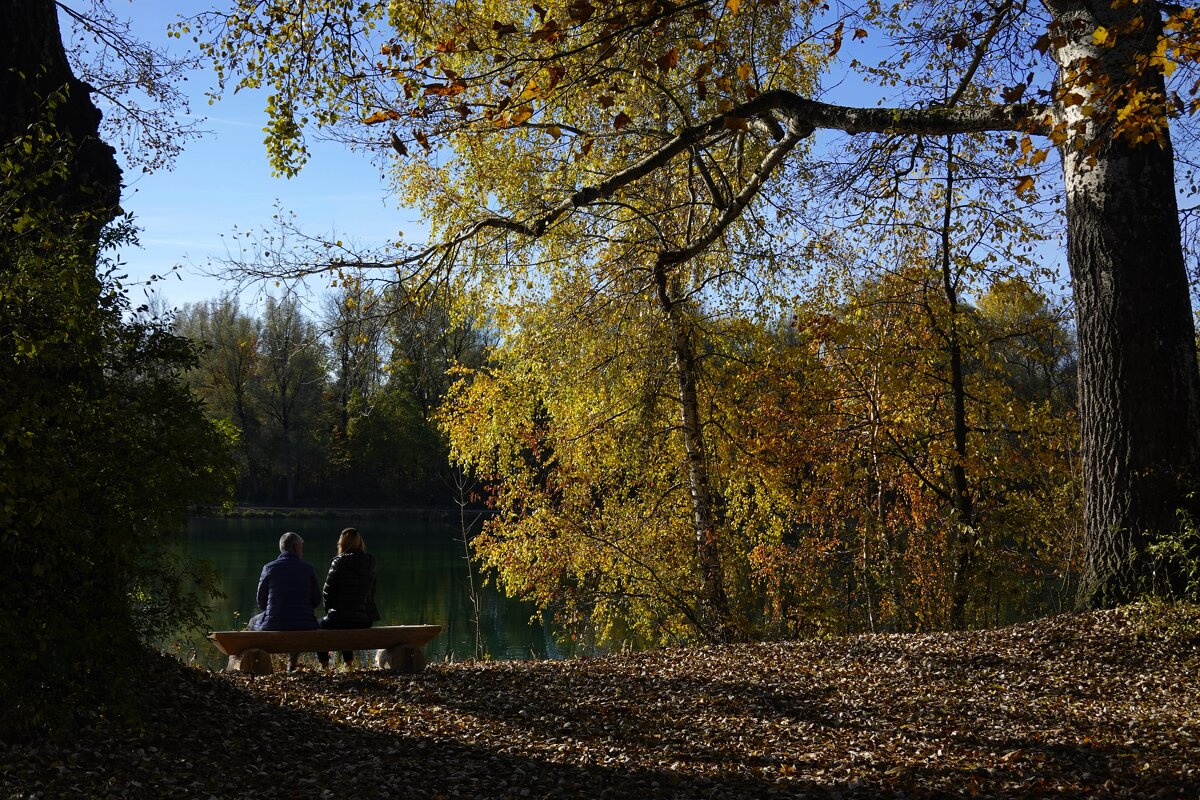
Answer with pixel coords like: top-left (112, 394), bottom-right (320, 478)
top-left (279, 531), bottom-right (304, 555)
top-left (337, 527), bottom-right (365, 555)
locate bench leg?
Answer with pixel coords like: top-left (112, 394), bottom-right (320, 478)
top-left (227, 648), bottom-right (274, 675)
top-left (376, 645), bottom-right (426, 673)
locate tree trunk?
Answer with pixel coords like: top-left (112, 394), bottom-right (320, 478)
top-left (0, 0), bottom-right (121, 237)
top-left (1046, 0), bottom-right (1200, 606)
top-left (653, 259), bottom-right (732, 640)
top-left (938, 139), bottom-right (978, 629)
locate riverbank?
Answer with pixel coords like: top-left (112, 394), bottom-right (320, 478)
top-left (2, 603), bottom-right (1197, 798)
top-left (190, 504), bottom-right (472, 519)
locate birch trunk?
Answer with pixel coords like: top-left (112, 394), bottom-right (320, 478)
top-left (653, 260), bottom-right (732, 640)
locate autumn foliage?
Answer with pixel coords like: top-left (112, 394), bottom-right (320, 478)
top-left (191, 0), bottom-right (1200, 641)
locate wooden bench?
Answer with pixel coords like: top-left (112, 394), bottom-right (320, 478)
top-left (208, 624), bottom-right (442, 674)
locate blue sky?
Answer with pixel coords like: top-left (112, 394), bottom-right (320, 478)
top-left (103, 3), bottom-right (421, 310)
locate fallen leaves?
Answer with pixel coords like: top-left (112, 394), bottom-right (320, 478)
top-left (2, 604), bottom-right (1199, 798)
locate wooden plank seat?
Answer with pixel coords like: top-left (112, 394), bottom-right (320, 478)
top-left (209, 624), bottom-right (441, 674)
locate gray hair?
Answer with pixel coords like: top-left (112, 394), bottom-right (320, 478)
top-left (279, 531), bottom-right (304, 553)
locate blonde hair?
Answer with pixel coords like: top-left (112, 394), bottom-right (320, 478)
top-left (337, 527), bottom-right (365, 554)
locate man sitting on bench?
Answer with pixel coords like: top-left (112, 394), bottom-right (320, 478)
top-left (247, 531), bottom-right (320, 672)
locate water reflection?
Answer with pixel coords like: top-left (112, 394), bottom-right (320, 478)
top-left (182, 511), bottom-right (565, 667)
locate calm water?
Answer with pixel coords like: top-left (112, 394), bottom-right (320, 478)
top-left (180, 511), bottom-right (568, 668)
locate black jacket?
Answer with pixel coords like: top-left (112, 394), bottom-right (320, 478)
top-left (322, 551), bottom-right (380, 625)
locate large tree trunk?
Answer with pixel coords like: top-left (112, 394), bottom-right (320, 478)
top-left (1, 0), bottom-right (121, 237)
top-left (1046, 0), bottom-right (1200, 607)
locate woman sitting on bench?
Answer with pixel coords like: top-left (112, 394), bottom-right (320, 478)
top-left (317, 527), bottom-right (380, 669)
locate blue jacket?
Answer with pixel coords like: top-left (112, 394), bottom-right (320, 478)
top-left (255, 551), bottom-right (320, 630)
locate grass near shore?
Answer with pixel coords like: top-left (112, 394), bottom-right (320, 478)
top-left (2, 603), bottom-right (1198, 798)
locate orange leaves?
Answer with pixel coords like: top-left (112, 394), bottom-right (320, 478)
top-left (362, 109), bottom-right (401, 125)
top-left (492, 104), bottom-right (536, 128)
top-left (389, 131), bottom-right (407, 156)
top-left (566, 1), bottom-right (595, 23)
top-left (656, 48), bottom-right (680, 73)
top-left (1000, 83), bottom-right (1027, 103)
top-left (423, 79), bottom-right (467, 97)
top-left (529, 20), bottom-right (563, 43)
top-left (830, 21), bottom-right (844, 57)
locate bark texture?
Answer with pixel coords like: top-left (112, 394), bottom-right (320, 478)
top-left (1045, 0), bottom-right (1200, 606)
top-left (654, 260), bottom-right (732, 641)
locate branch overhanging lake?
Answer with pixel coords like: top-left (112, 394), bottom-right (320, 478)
top-left (358, 91), bottom-right (1047, 275)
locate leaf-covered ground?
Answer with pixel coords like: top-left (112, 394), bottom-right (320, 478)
top-left (3, 604), bottom-right (1199, 798)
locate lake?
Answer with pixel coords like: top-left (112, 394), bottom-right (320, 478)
top-left (180, 511), bottom-right (570, 668)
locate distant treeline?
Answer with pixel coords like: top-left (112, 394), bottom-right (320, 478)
top-left (174, 283), bottom-right (488, 507)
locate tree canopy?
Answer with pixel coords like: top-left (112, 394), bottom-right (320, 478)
top-left (188, 0), bottom-right (1200, 623)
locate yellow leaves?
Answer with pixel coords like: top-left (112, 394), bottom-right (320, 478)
top-left (1146, 36), bottom-right (1177, 78)
top-left (726, 0), bottom-right (740, 14)
top-left (1093, 26), bottom-right (1115, 47)
top-left (518, 79), bottom-right (542, 102)
top-left (511, 105), bottom-right (535, 125)
top-left (362, 109), bottom-right (401, 125)
top-left (736, 64), bottom-right (752, 81)
top-left (1014, 175), bottom-right (1036, 196)
top-left (1114, 88), bottom-right (1171, 146)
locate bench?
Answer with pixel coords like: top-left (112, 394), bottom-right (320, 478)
top-left (208, 624), bottom-right (442, 674)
